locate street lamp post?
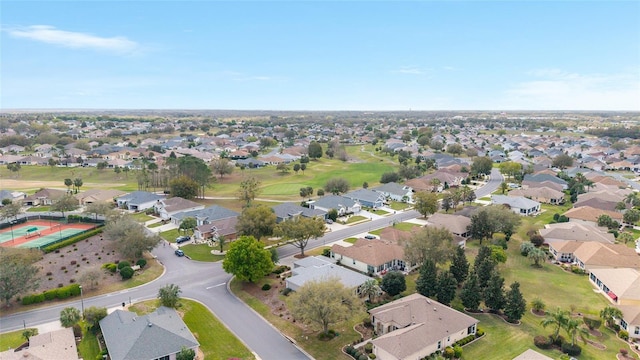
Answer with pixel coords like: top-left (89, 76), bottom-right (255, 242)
top-left (9, 220), bottom-right (16, 242)
top-left (79, 285), bottom-right (84, 317)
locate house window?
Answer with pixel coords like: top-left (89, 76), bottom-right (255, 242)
top-left (437, 341), bottom-right (441, 349)
top-left (154, 356), bottom-right (170, 360)
top-left (353, 259), bottom-right (356, 265)
top-left (635, 327), bottom-right (640, 335)
top-left (621, 320), bottom-right (628, 330)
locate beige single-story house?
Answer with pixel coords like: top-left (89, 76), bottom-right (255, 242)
top-left (589, 268), bottom-right (640, 306)
top-left (369, 293), bottom-right (478, 360)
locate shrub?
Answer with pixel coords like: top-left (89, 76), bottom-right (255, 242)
top-left (322, 248), bottom-right (331, 257)
top-left (60, 266), bottom-right (67, 270)
top-left (443, 347), bottom-right (455, 359)
top-left (261, 284), bottom-right (271, 291)
top-left (530, 234), bottom-right (545, 247)
top-left (583, 316), bottom-right (602, 330)
top-left (453, 345), bottom-right (462, 358)
top-left (281, 288), bottom-right (292, 296)
top-left (364, 342), bottom-right (373, 354)
top-left (57, 288), bottom-right (71, 299)
top-left (68, 284), bottom-right (81, 296)
top-left (120, 266), bottom-right (134, 280)
top-left (363, 317), bottom-right (372, 327)
top-left (72, 324), bottom-right (82, 338)
top-left (33, 293), bottom-right (45, 303)
top-left (117, 261), bottom-right (130, 270)
top-left (46, 272), bottom-right (52, 276)
top-left (620, 349), bottom-right (629, 356)
top-left (368, 354), bottom-right (376, 359)
top-left (619, 330), bottom-right (629, 340)
top-left (534, 335), bottom-right (552, 349)
top-left (22, 295), bottom-right (34, 305)
top-left (344, 346), bottom-right (354, 355)
top-left (43, 289), bottom-right (58, 301)
top-left (136, 259), bottom-right (147, 268)
top-left (70, 260), bottom-right (77, 265)
top-left (476, 327), bottom-right (485, 337)
top-left (358, 354), bottom-right (368, 360)
top-left (570, 265), bottom-right (585, 275)
top-left (561, 342), bottom-right (582, 356)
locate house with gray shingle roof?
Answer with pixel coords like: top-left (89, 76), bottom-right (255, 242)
top-left (372, 182), bottom-right (413, 203)
top-left (116, 191), bottom-right (165, 211)
top-left (309, 195), bottom-right (361, 216)
top-left (523, 173), bottom-right (568, 190)
top-left (492, 195), bottom-right (540, 216)
top-left (272, 203), bottom-right (327, 223)
top-left (100, 306), bottom-right (199, 360)
top-left (154, 197), bottom-right (205, 220)
top-left (344, 189), bottom-right (385, 208)
top-left (286, 256), bottom-right (371, 292)
top-left (171, 205), bottom-right (238, 226)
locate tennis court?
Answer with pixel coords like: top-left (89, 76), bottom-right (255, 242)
top-left (0, 220), bottom-right (97, 249)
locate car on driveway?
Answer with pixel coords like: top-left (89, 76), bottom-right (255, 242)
top-left (364, 234), bottom-right (376, 240)
top-left (174, 249), bottom-right (185, 257)
top-left (176, 236), bottom-right (191, 244)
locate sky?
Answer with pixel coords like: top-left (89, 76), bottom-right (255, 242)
top-left (1, 1), bottom-right (639, 111)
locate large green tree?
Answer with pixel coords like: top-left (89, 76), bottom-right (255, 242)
top-left (552, 154), bottom-right (574, 169)
top-left (413, 191), bottom-right (438, 218)
top-left (308, 141), bottom-right (323, 160)
top-left (236, 205), bottom-right (277, 240)
top-left (504, 282), bottom-right (526, 323)
top-left (403, 226), bottom-right (454, 266)
top-left (84, 202), bottom-right (114, 221)
top-left (222, 236), bottom-right (273, 283)
top-left (483, 273), bottom-right (505, 312)
top-left (435, 271), bottom-right (457, 306)
top-left (449, 246), bottom-right (469, 285)
top-left (290, 277), bottom-right (362, 335)
top-left (471, 156), bottom-right (493, 176)
top-left (211, 158), bottom-right (234, 179)
top-left (273, 216), bottom-right (325, 257)
top-left (415, 259), bottom-right (438, 298)
top-left (83, 306), bottom-right (108, 330)
top-left (380, 271), bottom-right (406, 296)
top-left (169, 175), bottom-right (199, 199)
top-left (460, 272), bottom-right (482, 311)
top-left (474, 246), bottom-right (496, 290)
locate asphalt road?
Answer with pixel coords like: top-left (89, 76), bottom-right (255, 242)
top-left (0, 176), bottom-right (500, 359)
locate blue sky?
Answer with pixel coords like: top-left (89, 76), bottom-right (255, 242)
top-left (2, 1), bottom-right (639, 110)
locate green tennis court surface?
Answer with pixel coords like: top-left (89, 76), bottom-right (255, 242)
top-left (0, 225), bottom-right (48, 244)
top-left (17, 228), bottom-right (87, 248)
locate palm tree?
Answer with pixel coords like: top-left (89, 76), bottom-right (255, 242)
top-left (564, 317), bottom-right (589, 346)
top-left (600, 306), bottom-right (623, 329)
top-left (359, 279), bottom-right (381, 303)
top-left (541, 307), bottom-right (570, 341)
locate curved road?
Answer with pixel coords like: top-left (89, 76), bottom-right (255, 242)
top-left (0, 174), bottom-right (501, 359)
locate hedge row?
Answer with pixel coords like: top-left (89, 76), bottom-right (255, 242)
top-left (22, 284), bottom-right (81, 305)
top-left (42, 227), bottom-right (104, 253)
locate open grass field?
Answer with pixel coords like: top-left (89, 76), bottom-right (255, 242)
top-left (129, 299), bottom-right (254, 360)
top-left (0, 167), bottom-right (133, 192)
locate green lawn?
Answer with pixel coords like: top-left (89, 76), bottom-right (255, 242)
top-left (346, 215), bottom-right (368, 224)
top-left (0, 166), bottom-right (137, 191)
top-left (77, 322), bottom-right (101, 360)
top-left (0, 329), bottom-right (30, 351)
top-left (160, 229), bottom-right (181, 243)
top-left (344, 237), bottom-right (357, 244)
top-left (26, 206), bottom-right (51, 212)
top-left (147, 222), bottom-right (163, 228)
top-left (130, 212), bottom-right (154, 223)
top-left (180, 243), bottom-right (225, 262)
top-left (388, 201), bottom-right (410, 211)
top-left (390, 222), bottom-right (421, 232)
top-left (371, 209), bottom-right (389, 215)
top-left (130, 299), bottom-right (254, 360)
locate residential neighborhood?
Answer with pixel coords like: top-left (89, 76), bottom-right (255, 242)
top-left (1, 110), bottom-right (640, 360)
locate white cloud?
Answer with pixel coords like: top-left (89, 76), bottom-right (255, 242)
top-left (503, 68), bottom-right (640, 110)
top-left (6, 25), bottom-right (140, 54)
top-left (392, 66), bottom-right (428, 75)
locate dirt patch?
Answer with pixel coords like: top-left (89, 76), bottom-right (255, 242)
top-left (586, 339), bottom-right (607, 350)
top-left (589, 328), bottom-right (603, 337)
top-left (531, 309), bottom-right (546, 317)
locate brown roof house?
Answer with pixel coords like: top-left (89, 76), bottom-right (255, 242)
top-left (330, 238), bottom-right (411, 276)
top-left (539, 222), bottom-right (615, 244)
top-left (563, 206), bottom-right (623, 225)
top-left (369, 293), bottom-right (478, 360)
top-left (75, 189), bottom-right (127, 206)
top-left (22, 188), bottom-right (67, 206)
top-left (508, 186), bottom-right (565, 205)
top-left (426, 213), bottom-right (471, 242)
top-left (549, 240), bottom-right (640, 271)
top-left (618, 305), bottom-right (640, 341)
top-left (589, 268), bottom-right (640, 306)
top-left (0, 328), bottom-right (79, 360)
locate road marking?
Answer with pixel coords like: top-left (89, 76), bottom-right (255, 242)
top-left (205, 282), bottom-right (226, 289)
